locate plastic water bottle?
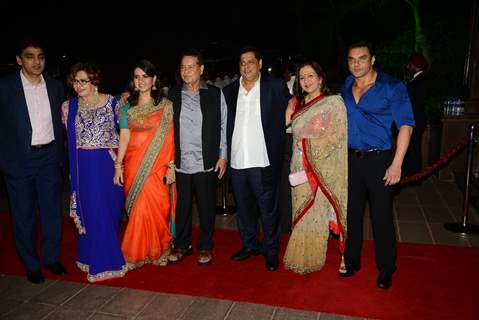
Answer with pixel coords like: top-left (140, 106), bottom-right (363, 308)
top-left (443, 97), bottom-right (452, 116)
top-left (457, 98), bottom-right (465, 115)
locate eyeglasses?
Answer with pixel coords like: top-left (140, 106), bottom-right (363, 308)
top-left (72, 79), bottom-right (91, 86)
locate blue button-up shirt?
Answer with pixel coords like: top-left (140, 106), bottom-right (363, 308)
top-left (341, 72), bottom-right (415, 151)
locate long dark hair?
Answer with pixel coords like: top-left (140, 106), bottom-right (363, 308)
top-left (127, 59), bottom-right (163, 106)
top-left (293, 61), bottom-right (330, 103)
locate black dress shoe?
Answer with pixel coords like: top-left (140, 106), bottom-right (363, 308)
top-left (338, 262), bottom-right (360, 277)
top-left (265, 254), bottom-right (279, 271)
top-left (377, 271), bottom-right (393, 289)
top-left (43, 262), bottom-right (67, 275)
top-left (231, 247), bottom-right (263, 261)
top-left (27, 269), bottom-right (45, 284)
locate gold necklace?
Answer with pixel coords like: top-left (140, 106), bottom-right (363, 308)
top-left (78, 92), bottom-right (100, 109)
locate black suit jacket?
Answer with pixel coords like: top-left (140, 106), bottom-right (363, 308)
top-left (0, 72), bottom-right (65, 176)
top-left (223, 75), bottom-right (290, 172)
top-left (407, 71), bottom-right (428, 131)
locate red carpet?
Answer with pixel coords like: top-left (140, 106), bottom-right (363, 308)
top-left (1, 212), bottom-right (479, 319)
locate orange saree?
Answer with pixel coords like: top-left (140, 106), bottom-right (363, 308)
top-left (121, 99), bottom-right (176, 269)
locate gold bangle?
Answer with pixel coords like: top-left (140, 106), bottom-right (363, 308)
top-left (168, 161), bottom-right (176, 169)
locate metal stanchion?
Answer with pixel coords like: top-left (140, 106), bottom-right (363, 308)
top-left (445, 123), bottom-right (479, 235)
top-left (216, 176), bottom-right (236, 216)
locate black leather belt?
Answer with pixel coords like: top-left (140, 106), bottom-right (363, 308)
top-left (30, 141), bottom-right (55, 151)
top-left (348, 148), bottom-right (388, 158)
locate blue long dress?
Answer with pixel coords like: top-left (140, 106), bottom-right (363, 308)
top-left (63, 95), bottom-right (127, 282)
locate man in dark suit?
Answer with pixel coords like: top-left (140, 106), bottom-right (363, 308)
top-left (404, 52), bottom-right (429, 178)
top-left (0, 39), bottom-right (66, 283)
top-left (223, 47), bottom-right (290, 271)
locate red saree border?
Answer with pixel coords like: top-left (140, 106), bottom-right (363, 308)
top-left (291, 94), bottom-right (326, 120)
top-left (292, 139), bottom-right (346, 253)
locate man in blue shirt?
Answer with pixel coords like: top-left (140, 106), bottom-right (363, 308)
top-left (339, 41), bottom-right (415, 289)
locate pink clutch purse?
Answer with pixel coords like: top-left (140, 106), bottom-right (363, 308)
top-left (288, 170), bottom-right (308, 186)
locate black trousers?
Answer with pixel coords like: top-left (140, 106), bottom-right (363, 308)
top-left (4, 145), bottom-right (63, 272)
top-left (230, 166), bottom-right (281, 256)
top-left (174, 170), bottom-right (217, 251)
top-left (344, 150), bottom-right (397, 274)
top-left (279, 133), bottom-right (293, 233)
top-left (403, 127), bottom-right (424, 178)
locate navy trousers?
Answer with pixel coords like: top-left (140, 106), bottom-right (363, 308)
top-left (230, 166), bottom-right (281, 256)
top-left (4, 145), bottom-right (63, 272)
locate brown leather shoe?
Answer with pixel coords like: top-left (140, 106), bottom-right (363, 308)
top-left (167, 247), bottom-right (192, 264)
top-left (197, 250), bottom-right (212, 266)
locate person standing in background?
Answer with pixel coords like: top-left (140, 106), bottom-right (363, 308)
top-left (403, 52), bottom-right (429, 179)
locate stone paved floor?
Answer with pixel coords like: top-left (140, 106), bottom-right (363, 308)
top-left (1, 176), bottom-right (478, 319)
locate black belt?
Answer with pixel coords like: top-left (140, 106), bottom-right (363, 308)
top-left (30, 141), bottom-right (55, 151)
top-left (348, 148), bottom-right (389, 159)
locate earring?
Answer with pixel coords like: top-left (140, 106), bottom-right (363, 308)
top-left (152, 85), bottom-right (157, 90)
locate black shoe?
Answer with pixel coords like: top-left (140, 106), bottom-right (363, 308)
top-left (265, 254), bottom-right (279, 271)
top-left (231, 247), bottom-right (263, 261)
top-left (338, 261), bottom-right (360, 277)
top-left (43, 262), bottom-right (67, 275)
top-left (26, 269), bottom-right (45, 284)
top-left (377, 271), bottom-right (393, 289)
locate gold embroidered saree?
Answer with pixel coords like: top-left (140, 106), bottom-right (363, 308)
top-left (283, 95), bottom-right (348, 274)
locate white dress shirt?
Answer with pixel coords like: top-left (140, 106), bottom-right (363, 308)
top-left (20, 71), bottom-right (54, 145)
top-left (231, 76), bottom-right (270, 169)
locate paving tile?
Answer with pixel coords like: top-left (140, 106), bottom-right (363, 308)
top-left (273, 307), bottom-right (318, 320)
top-left (395, 205), bottom-right (425, 222)
top-left (0, 298), bottom-right (23, 317)
top-left (90, 313), bottom-right (128, 320)
top-left (180, 297), bottom-right (232, 320)
top-left (226, 301), bottom-right (275, 320)
top-left (417, 193), bottom-right (446, 206)
top-left (319, 312), bottom-right (364, 319)
top-left (44, 307), bottom-right (93, 319)
top-left (136, 293), bottom-right (193, 320)
top-left (429, 223), bottom-right (471, 246)
top-left (397, 221), bottom-right (434, 244)
top-left (422, 206), bottom-right (456, 223)
top-left (0, 276), bottom-right (53, 301)
top-left (62, 284), bottom-right (120, 311)
top-left (31, 280), bottom-right (86, 305)
top-left (1, 301), bottom-right (54, 320)
top-left (100, 288), bottom-right (155, 317)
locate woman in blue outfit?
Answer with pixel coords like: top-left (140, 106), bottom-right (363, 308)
top-left (62, 62), bottom-right (127, 282)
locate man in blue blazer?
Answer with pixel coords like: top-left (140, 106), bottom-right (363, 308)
top-left (0, 39), bottom-right (66, 283)
top-left (223, 47), bottom-right (290, 271)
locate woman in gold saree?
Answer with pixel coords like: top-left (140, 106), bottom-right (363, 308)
top-left (113, 60), bottom-right (176, 269)
top-left (283, 61), bottom-right (348, 274)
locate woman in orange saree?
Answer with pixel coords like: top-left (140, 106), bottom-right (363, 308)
top-left (283, 61), bottom-right (348, 274)
top-left (113, 60), bottom-right (176, 269)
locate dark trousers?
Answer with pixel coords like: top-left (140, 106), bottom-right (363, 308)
top-left (403, 127), bottom-right (424, 178)
top-left (230, 166), bottom-right (281, 256)
top-left (279, 133), bottom-right (293, 233)
top-left (174, 170), bottom-right (217, 251)
top-left (344, 150), bottom-right (397, 274)
top-left (4, 146), bottom-right (63, 272)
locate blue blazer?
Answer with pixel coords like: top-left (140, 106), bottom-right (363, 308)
top-left (223, 75), bottom-right (290, 172)
top-left (0, 72), bottom-right (65, 175)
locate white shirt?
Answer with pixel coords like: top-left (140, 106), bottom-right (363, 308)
top-left (20, 71), bottom-right (54, 145)
top-left (231, 76), bottom-right (270, 169)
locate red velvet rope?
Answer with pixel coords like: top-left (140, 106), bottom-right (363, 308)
top-left (399, 136), bottom-right (470, 185)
